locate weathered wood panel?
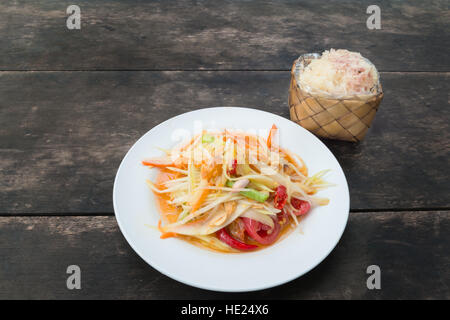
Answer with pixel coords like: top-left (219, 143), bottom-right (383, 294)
top-left (0, 0), bottom-right (448, 71)
top-left (0, 71), bottom-right (448, 213)
top-left (0, 211), bottom-right (448, 299)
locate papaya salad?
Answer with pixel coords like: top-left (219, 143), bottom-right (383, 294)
top-left (143, 125), bottom-right (331, 253)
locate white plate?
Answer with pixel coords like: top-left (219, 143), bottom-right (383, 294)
top-left (113, 107), bottom-right (349, 292)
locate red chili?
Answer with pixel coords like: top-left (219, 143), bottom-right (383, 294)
top-left (291, 198), bottom-right (311, 216)
top-left (227, 159), bottom-right (237, 176)
top-left (274, 185), bottom-right (288, 209)
top-left (217, 228), bottom-right (257, 251)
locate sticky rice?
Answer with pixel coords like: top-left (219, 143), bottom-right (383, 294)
top-left (298, 49), bottom-right (379, 98)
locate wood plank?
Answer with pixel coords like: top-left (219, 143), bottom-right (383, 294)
top-left (0, 71), bottom-right (449, 213)
top-left (0, 211), bottom-right (448, 299)
top-left (0, 0), bottom-right (448, 71)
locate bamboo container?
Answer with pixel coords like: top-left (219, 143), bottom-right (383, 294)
top-left (289, 53), bottom-right (383, 142)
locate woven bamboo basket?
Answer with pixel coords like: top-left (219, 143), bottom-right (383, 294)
top-left (289, 53), bottom-right (383, 142)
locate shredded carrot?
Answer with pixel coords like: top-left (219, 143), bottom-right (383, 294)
top-left (281, 148), bottom-right (308, 176)
top-left (142, 157), bottom-right (174, 168)
top-left (158, 219), bottom-right (177, 239)
top-left (295, 155), bottom-right (308, 176)
top-left (267, 124), bottom-right (278, 149)
top-left (160, 232), bottom-right (177, 239)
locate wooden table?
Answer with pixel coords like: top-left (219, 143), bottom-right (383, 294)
top-left (0, 0), bottom-right (448, 299)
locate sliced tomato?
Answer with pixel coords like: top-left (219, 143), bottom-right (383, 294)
top-left (217, 228), bottom-right (257, 251)
top-left (291, 198), bottom-right (311, 216)
top-left (242, 216), bottom-right (280, 245)
top-left (274, 185), bottom-right (288, 209)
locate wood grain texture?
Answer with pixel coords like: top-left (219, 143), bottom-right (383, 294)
top-left (0, 0), bottom-right (448, 71)
top-left (0, 71), bottom-right (449, 214)
top-left (0, 211), bottom-right (448, 299)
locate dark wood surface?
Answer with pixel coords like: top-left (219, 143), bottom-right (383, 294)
top-left (0, 0), bottom-right (449, 299)
top-left (0, 0), bottom-right (448, 71)
top-left (0, 211), bottom-right (448, 299)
